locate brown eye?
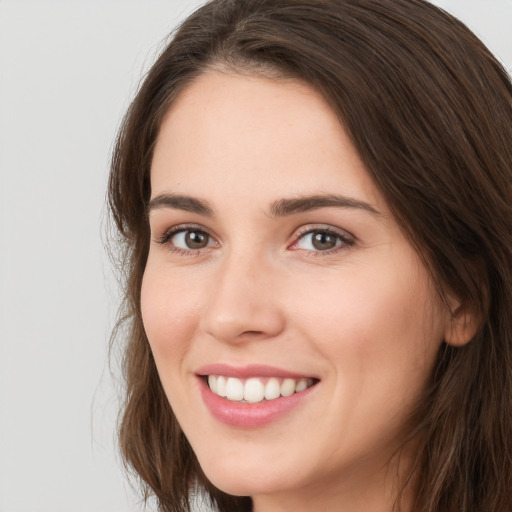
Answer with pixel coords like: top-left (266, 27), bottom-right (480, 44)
top-left (294, 228), bottom-right (352, 253)
top-left (184, 230), bottom-right (209, 249)
top-left (161, 228), bottom-right (215, 251)
top-left (311, 231), bottom-right (338, 250)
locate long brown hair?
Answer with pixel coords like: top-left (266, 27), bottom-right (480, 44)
top-left (108, 1), bottom-right (512, 511)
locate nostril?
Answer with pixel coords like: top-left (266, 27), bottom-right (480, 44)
top-left (200, 291), bottom-right (286, 343)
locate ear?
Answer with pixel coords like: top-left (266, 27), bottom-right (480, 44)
top-left (443, 299), bottom-right (480, 347)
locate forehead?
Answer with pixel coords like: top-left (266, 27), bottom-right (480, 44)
top-left (150, 70), bottom-right (384, 211)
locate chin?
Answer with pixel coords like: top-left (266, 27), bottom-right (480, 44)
top-left (205, 473), bottom-right (286, 499)
top-left (196, 451), bottom-right (297, 497)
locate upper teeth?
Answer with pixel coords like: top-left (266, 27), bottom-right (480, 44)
top-left (207, 375), bottom-right (313, 403)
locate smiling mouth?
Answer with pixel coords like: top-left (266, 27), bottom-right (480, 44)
top-left (206, 375), bottom-right (317, 404)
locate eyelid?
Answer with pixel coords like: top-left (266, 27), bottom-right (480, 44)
top-left (154, 223), bottom-right (207, 241)
top-left (152, 222), bottom-right (355, 257)
top-left (289, 224), bottom-right (355, 253)
top-left (154, 223), bottom-right (219, 253)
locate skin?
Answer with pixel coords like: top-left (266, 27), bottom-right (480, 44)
top-left (142, 70), bottom-right (458, 512)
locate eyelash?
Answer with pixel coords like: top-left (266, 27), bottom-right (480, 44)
top-left (290, 226), bottom-right (355, 256)
top-left (156, 224), bottom-right (214, 256)
top-left (155, 224), bottom-right (355, 257)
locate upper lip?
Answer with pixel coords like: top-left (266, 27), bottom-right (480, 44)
top-left (195, 363), bottom-right (317, 380)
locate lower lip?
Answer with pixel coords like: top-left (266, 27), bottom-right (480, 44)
top-left (198, 377), bottom-right (317, 428)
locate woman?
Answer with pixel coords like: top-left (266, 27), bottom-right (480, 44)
top-left (108, 0), bottom-right (512, 511)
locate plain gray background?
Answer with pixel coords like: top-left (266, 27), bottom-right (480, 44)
top-left (0, 1), bottom-right (510, 511)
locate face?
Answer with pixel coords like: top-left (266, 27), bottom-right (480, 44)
top-left (142, 71), bottom-right (450, 510)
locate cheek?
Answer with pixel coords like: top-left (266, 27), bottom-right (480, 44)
top-left (140, 264), bottom-right (200, 363)
top-left (295, 263), bottom-right (444, 453)
top-left (289, 260), bottom-right (444, 389)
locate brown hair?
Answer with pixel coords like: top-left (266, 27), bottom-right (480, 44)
top-left (108, 1), bottom-right (512, 511)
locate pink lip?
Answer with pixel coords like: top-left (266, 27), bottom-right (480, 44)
top-left (195, 364), bottom-right (318, 428)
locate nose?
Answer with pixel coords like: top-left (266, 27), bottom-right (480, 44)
top-left (199, 252), bottom-right (286, 344)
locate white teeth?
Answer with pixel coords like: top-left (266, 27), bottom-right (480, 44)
top-left (217, 376), bottom-right (227, 397)
top-left (208, 375), bottom-right (217, 394)
top-left (295, 378), bottom-right (307, 392)
top-left (280, 378), bottom-right (296, 397)
top-left (208, 375), bottom-right (314, 403)
top-left (264, 378), bottom-right (281, 400)
top-left (226, 377), bottom-right (244, 401)
top-left (244, 378), bottom-right (265, 403)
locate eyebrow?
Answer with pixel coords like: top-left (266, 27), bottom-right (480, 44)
top-left (146, 194), bottom-right (213, 216)
top-left (269, 194), bottom-right (380, 217)
top-left (146, 192), bottom-right (380, 218)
